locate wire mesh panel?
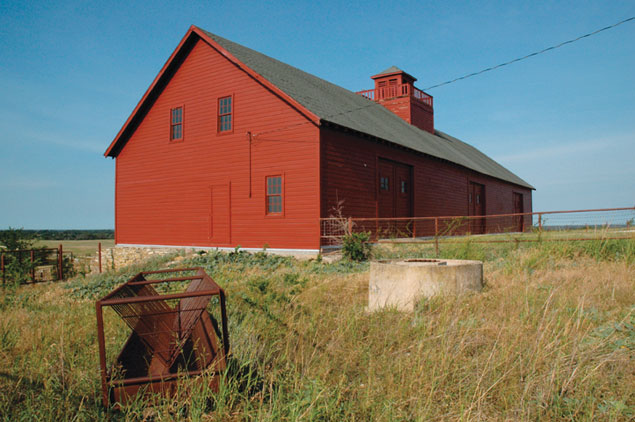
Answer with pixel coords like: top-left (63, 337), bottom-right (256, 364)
top-left (0, 247), bottom-right (65, 284)
top-left (96, 267), bottom-right (230, 408)
top-left (320, 207), bottom-right (635, 245)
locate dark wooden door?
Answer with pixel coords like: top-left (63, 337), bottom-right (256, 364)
top-left (469, 182), bottom-right (485, 234)
top-left (513, 192), bottom-right (524, 232)
top-left (378, 160), bottom-right (394, 218)
top-left (377, 159), bottom-right (412, 237)
top-left (394, 164), bottom-right (412, 218)
top-left (378, 159), bottom-right (412, 219)
top-left (210, 183), bottom-right (231, 244)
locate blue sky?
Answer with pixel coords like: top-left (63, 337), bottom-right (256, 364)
top-left (0, 0), bottom-right (633, 229)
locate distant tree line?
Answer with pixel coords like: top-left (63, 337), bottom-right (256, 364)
top-left (0, 229), bottom-right (114, 242)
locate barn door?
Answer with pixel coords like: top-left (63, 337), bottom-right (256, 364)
top-left (394, 164), bottom-right (412, 218)
top-left (513, 192), bottom-right (524, 232)
top-left (378, 160), bottom-right (394, 218)
top-left (377, 159), bottom-right (413, 237)
top-left (469, 182), bottom-right (485, 234)
top-left (210, 183), bottom-right (231, 244)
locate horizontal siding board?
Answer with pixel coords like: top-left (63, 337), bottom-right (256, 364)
top-left (320, 127), bottom-right (533, 225)
top-left (116, 39), bottom-right (320, 250)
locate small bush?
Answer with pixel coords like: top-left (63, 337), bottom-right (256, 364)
top-left (342, 232), bottom-right (372, 261)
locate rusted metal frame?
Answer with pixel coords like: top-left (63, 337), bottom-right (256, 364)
top-left (128, 275), bottom-right (204, 285)
top-left (318, 206), bottom-right (635, 224)
top-left (0, 247), bottom-right (58, 253)
top-left (118, 307), bottom-right (208, 322)
top-left (126, 270), bottom-right (222, 292)
top-left (533, 206), bottom-right (635, 216)
top-left (95, 301), bottom-right (109, 407)
top-left (97, 267), bottom-right (230, 408)
top-left (57, 244), bottom-right (63, 281)
top-left (380, 235), bottom-right (633, 245)
top-left (218, 288), bottom-right (230, 358)
top-left (141, 267), bottom-right (203, 275)
top-left (99, 272), bottom-right (146, 301)
top-left (98, 242), bottom-right (102, 274)
top-left (30, 250), bottom-right (35, 282)
top-left (107, 368), bottom-right (224, 387)
top-left (100, 289), bottom-right (219, 307)
top-left (434, 217), bottom-right (439, 257)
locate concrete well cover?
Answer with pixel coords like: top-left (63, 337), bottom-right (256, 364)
top-left (369, 259), bottom-right (483, 312)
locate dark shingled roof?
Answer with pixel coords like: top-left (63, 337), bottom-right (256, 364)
top-left (377, 65), bottom-right (406, 75)
top-left (200, 28), bottom-right (533, 189)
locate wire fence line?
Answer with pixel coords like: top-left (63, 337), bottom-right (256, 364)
top-left (0, 245), bottom-right (72, 284)
top-left (320, 207), bottom-right (635, 248)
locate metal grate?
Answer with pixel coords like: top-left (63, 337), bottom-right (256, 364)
top-left (96, 267), bottom-right (230, 408)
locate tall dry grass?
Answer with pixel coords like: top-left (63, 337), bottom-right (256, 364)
top-left (0, 240), bottom-right (632, 420)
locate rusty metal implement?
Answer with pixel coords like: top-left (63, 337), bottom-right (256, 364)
top-left (95, 267), bottom-right (230, 407)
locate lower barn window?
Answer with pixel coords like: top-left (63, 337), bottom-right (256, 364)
top-left (380, 176), bottom-right (390, 191)
top-left (266, 176), bottom-right (282, 214)
top-left (401, 180), bottom-right (408, 194)
top-left (170, 107), bottom-right (183, 141)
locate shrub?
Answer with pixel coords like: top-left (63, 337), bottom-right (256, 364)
top-left (342, 232), bottom-right (372, 261)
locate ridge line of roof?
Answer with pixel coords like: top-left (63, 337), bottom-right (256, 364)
top-left (199, 27), bottom-right (533, 189)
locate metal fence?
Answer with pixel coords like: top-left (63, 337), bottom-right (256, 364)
top-left (320, 207), bottom-right (635, 247)
top-left (1, 244), bottom-right (70, 284)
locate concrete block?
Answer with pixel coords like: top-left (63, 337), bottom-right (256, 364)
top-left (369, 259), bottom-right (483, 312)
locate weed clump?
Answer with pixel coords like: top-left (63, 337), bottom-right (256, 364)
top-left (342, 232), bottom-right (373, 261)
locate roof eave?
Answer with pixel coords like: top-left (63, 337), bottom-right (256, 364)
top-left (105, 26), bottom-right (199, 157)
top-left (104, 25), bottom-right (321, 158)
top-left (322, 120), bottom-right (534, 190)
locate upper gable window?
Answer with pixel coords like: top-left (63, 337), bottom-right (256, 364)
top-left (170, 107), bottom-right (183, 141)
top-left (218, 96), bottom-right (232, 133)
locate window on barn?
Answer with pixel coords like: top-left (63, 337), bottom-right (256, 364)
top-left (266, 176), bottom-right (283, 214)
top-left (218, 96), bottom-right (232, 132)
top-left (380, 176), bottom-right (390, 191)
top-left (170, 107), bottom-right (183, 141)
top-left (401, 180), bottom-right (408, 194)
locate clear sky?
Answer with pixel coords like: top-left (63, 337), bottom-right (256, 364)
top-left (0, 0), bottom-right (633, 229)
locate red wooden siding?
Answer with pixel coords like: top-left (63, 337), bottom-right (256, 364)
top-left (320, 126), bottom-right (532, 232)
top-left (116, 38), bottom-right (321, 250)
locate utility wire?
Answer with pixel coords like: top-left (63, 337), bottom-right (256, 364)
top-left (254, 16), bottom-right (634, 138)
top-left (422, 16), bottom-right (635, 91)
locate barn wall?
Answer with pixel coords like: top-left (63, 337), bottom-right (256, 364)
top-left (116, 38), bottom-right (321, 250)
top-left (320, 126), bottom-right (533, 233)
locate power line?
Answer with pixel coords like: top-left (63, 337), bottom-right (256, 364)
top-left (254, 16), bottom-right (634, 138)
top-left (422, 16), bottom-right (635, 91)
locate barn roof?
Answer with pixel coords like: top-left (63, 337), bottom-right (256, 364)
top-left (200, 29), bottom-right (532, 189)
top-left (106, 26), bottom-right (533, 189)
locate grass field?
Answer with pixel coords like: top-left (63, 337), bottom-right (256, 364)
top-left (34, 239), bottom-right (115, 257)
top-left (0, 238), bottom-right (633, 420)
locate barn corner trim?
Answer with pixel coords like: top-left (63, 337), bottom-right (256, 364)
top-left (104, 25), bottom-right (320, 158)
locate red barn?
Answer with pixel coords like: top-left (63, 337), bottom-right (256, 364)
top-left (105, 26), bottom-right (533, 253)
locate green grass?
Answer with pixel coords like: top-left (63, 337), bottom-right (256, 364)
top-left (0, 239), bottom-right (633, 420)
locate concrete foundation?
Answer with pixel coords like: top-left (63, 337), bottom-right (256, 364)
top-left (369, 259), bottom-right (483, 312)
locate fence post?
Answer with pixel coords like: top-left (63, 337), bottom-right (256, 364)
top-left (98, 242), bottom-right (102, 273)
top-left (57, 244), bottom-right (63, 281)
top-left (30, 250), bottom-right (35, 283)
top-left (538, 214), bottom-right (543, 232)
top-left (347, 217), bottom-right (352, 235)
top-left (1, 253), bottom-right (4, 285)
top-left (434, 217), bottom-right (439, 257)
